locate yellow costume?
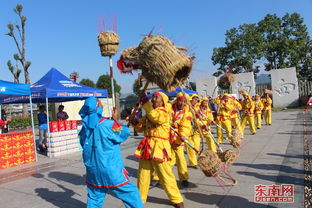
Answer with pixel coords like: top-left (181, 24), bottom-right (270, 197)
top-left (230, 97), bottom-right (243, 133)
top-left (241, 93), bottom-right (256, 135)
top-left (133, 92), bottom-right (183, 204)
top-left (262, 95), bottom-right (272, 125)
top-left (214, 95), bottom-right (233, 144)
top-left (194, 97), bottom-right (216, 152)
top-left (254, 95), bottom-right (264, 129)
top-left (187, 95), bottom-right (201, 167)
top-left (169, 92), bottom-right (192, 182)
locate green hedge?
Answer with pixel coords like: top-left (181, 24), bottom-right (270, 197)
top-left (9, 116), bottom-right (38, 130)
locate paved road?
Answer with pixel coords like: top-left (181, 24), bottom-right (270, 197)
top-left (0, 110), bottom-right (307, 208)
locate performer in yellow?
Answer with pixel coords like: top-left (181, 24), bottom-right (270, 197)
top-left (241, 91), bottom-right (256, 135)
top-left (195, 97), bottom-right (217, 152)
top-left (186, 94), bottom-right (200, 168)
top-left (214, 94), bottom-right (233, 144)
top-left (169, 92), bottom-right (192, 187)
top-left (254, 94), bottom-right (264, 129)
top-left (262, 93), bottom-right (272, 125)
top-left (130, 92), bottom-right (184, 208)
top-left (229, 96), bottom-right (243, 133)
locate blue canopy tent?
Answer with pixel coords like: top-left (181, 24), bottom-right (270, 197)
top-left (147, 87), bottom-right (198, 98)
top-left (0, 80), bottom-right (37, 161)
top-left (0, 68), bottom-right (109, 158)
top-left (0, 68), bottom-right (108, 104)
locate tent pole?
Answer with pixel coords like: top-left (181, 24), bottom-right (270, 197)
top-left (46, 97), bottom-right (51, 158)
top-left (29, 96), bottom-right (38, 162)
top-left (0, 104), bottom-right (2, 134)
top-left (109, 56), bottom-right (115, 108)
top-left (106, 98), bottom-right (110, 118)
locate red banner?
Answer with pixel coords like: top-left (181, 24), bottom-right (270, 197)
top-left (0, 131), bottom-right (35, 169)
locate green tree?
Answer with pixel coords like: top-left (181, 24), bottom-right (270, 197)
top-left (7, 58), bottom-right (21, 83)
top-left (79, 78), bottom-right (95, 87)
top-left (258, 13), bottom-right (312, 79)
top-left (212, 12), bottom-right (312, 81)
top-left (6, 4), bottom-right (31, 84)
top-left (126, 94), bottom-right (138, 99)
top-left (132, 78), bottom-right (142, 96)
top-left (96, 74), bottom-right (121, 94)
top-left (212, 23), bottom-right (263, 77)
top-left (6, 4), bottom-right (31, 116)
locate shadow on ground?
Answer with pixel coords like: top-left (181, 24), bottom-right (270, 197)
top-left (267, 153), bottom-right (302, 159)
top-left (234, 163), bottom-right (302, 174)
top-left (237, 171), bottom-right (303, 185)
top-left (184, 192), bottom-right (265, 208)
top-left (48, 171), bottom-right (85, 186)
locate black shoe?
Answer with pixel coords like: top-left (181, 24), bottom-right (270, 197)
top-left (190, 165), bottom-right (198, 169)
top-left (173, 202), bottom-right (184, 208)
top-left (252, 133), bottom-right (256, 135)
top-left (181, 180), bottom-right (189, 187)
top-left (257, 127), bottom-right (260, 129)
top-left (151, 180), bottom-right (160, 187)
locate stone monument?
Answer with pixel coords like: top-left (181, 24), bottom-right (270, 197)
top-left (271, 67), bottom-right (299, 108)
top-left (231, 72), bottom-right (256, 99)
top-left (196, 77), bottom-right (218, 98)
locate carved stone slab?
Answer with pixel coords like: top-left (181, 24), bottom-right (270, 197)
top-left (196, 77), bottom-right (218, 98)
top-left (271, 67), bottom-right (299, 108)
top-left (231, 72), bottom-right (256, 99)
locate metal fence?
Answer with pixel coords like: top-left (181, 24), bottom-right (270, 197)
top-left (299, 81), bottom-right (312, 97)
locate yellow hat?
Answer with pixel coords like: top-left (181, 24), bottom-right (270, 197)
top-left (190, 94), bottom-right (199, 101)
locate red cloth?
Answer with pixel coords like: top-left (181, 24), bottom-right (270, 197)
top-left (0, 120), bottom-right (5, 127)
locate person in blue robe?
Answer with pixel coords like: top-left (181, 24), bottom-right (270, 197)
top-left (79, 97), bottom-right (143, 208)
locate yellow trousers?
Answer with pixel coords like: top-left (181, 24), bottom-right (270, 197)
top-left (186, 133), bottom-right (201, 166)
top-left (216, 120), bottom-right (232, 144)
top-left (138, 159), bottom-right (183, 204)
top-left (231, 117), bottom-right (242, 133)
top-left (263, 110), bottom-right (272, 125)
top-left (255, 114), bottom-right (262, 129)
top-left (241, 116), bottom-right (256, 134)
top-left (171, 145), bottom-right (189, 180)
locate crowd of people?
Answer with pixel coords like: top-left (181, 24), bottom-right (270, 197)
top-left (79, 90), bottom-right (274, 208)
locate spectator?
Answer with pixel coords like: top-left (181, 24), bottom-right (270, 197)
top-left (1, 109), bottom-right (9, 133)
top-left (38, 105), bottom-right (48, 152)
top-left (307, 95), bottom-right (312, 106)
top-left (208, 96), bottom-right (218, 120)
top-left (57, 105), bottom-right (69, 121)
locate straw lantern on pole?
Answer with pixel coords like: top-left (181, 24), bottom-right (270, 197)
top-left (97, 29), bottom-right (120, 107)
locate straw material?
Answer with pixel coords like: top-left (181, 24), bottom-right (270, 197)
top-left (218, 149), bottom-right (239, 164)
top-left (239, 89), bottom-right (248, 96)
top-left (120, 46), bottom-right (139, 61)
top-left (230, 129), bottom-right (243, 148)
top-left (220, 72), bottom-right (235, 84)
top-left (263, 89), bottom-right (273, 94)
top-left (120, 35), bottom-right (193, 92)
top-left (98, 31), bottom-right (119, 56)
top-left (198, 150), bottom-right (221, 177)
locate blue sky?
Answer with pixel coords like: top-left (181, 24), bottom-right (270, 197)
top-left (1, 0), bottom-right (312, 95)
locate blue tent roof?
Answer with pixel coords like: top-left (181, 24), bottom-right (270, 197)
top-left (0, 80), bottom-right (31, 99)
top-left (1, 68), bottom-right (108, 103)
top-left (147, 87), bottom-right (198, 98)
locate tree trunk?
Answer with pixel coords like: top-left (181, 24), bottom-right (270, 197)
top-left (22, 103), bottom-right (28, 116)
